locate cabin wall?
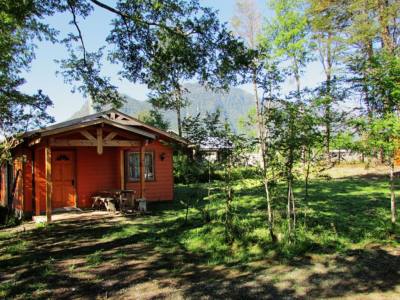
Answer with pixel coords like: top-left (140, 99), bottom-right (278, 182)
top-left (125, 140), bottom-right (174, 201)
top-left (75, 142), bottom-right (174, 206)
top-left (23, 152), bottom-right (33, 213)
top-left (76, 147), bottom-right (119, 208)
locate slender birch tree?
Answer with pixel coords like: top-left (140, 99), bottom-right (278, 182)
top-left (232, 0), bottom-right (277, 241)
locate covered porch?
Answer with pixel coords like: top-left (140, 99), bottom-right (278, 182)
top-left (36, 120), bottom-right (155, 222)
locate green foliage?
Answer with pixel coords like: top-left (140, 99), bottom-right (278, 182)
top-left (173, 153), bottom-right (211, 184)
top-left (137, 108), bottom-right (170, 130)
top-left (352, 114), bottom-right (400, 159)
top-left (264, 0), bottom-right (315, 89)
top-left (182, 110), bottom-right (226, 145)
top-left (106, 0), bottom-right (250, 135)
top-left (0, 1), bottom-right (54, 160)
top-left (355, 52), bottom-right (400, 114)
top-left (56, 47), bottom-right (124, 111)
top-left (331, 132), bottom-right (354, 150)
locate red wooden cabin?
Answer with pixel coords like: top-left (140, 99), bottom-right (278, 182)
top-left (0, 109), bottom-right (186, 220)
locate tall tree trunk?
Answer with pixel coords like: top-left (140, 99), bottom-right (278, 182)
top-left (287, 146), bottom-right (295, 240)
top-left (225, 156), bottom-right (234, 242)
top-left (175, 90), bottom-right (183, 137)
top-left (253, 68), bottom-right (276, 242)
top-left (177, 106), bottom-right (182, 137)
top-left (389, 158), bottom-right (397, 231)
top-left (317, 30), bottom-right (334, 162)
top-left (291, 181), bottom-right (296, 232)
top-left (359, 0), bottom-right (375, 117)
top-left (304, 146), bottom-right (311, 201)
top-left (293, 59), bottom-right (301, 101)
top-left (325, 33), bottom-right (333, 162)
top-left (287, 180), bottom-right (292, 238)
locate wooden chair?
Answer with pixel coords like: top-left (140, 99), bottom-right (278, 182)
top-left (120, 190), bottom-right (136, 213)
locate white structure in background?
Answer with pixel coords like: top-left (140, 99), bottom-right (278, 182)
top-left (200, 137), bottom-right (233, 162)
top-left (329, 149), bottom-right (364, 163)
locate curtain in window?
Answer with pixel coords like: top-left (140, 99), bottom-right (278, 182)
top-left (145, 153), bottom-right (154, 180)
top-left (127, 153), bottom-right (140, 181)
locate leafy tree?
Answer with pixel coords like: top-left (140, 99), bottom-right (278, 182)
top-left (137, 109), bottom-right (170, 131)
top-left (266, 0), bottom-right (315, 97)
top-left (307, 0), bottom-right (347, 157)
top-left (219, 124), bottom-right (249, 243)
top-left (233, 0), bottom-right (282, 241)
top-left (107, 0), bottom-right (250, 136)
top-left (353, 114), bottom-right (400, 230)
top-left (0, 1), bottom-right (55, 162)
top-left (266, 95), bottom-right (322, 239)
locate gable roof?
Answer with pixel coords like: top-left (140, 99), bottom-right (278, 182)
top-left (24, 109), bottom-right (188, 144)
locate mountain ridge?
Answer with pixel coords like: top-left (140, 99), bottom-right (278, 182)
top-left (71, 83), bottom-right (255, 131)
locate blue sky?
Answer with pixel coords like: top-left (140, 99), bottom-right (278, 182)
top-left (20, 0), bottom-right (323, 122)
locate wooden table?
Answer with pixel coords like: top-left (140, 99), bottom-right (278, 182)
top-left (97, 189), bottom-right (136, 212)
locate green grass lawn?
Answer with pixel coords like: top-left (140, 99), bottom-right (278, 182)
top-left (0, 175), bottom-right (399, 299)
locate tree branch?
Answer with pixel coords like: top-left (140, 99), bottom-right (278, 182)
top-left (68, 0), bottom-right (87, 64)
top-left (90, 0), bottom-right (126, 19)
top-left (89, 0), bottom-right (191, 37)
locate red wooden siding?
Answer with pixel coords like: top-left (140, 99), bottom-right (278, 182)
top-left (125, 140), bottom-right (174, 201)
top-left (76, 147), bottom-right (119, 208)
top-left (23, 152), bottom-right (33, 213)
top-left (0, 165), bottom-right (6, 207)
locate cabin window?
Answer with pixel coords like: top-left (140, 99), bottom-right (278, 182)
top-left (144, 152), bottom-right (154, 181)
top-left (126, 151), bottom-right (155, 182)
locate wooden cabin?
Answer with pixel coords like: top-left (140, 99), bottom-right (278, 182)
top-left (0, 109), bottom-right (187, 220)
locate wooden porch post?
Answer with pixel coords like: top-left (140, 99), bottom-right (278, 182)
top-left (140, 143), bottom-right (145, 198)
top-left (120, 149), bottom-right (125, 190)
top-left (45, 146), bottom-right (52, 223)
top-left (97, 127), bottom-right (103, 155)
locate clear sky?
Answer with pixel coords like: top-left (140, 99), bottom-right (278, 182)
top-left (20, 0), bottom-right (323, 122)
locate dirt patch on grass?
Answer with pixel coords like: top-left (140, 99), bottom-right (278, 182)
top-left (323, 163), bottom-right (400, 179)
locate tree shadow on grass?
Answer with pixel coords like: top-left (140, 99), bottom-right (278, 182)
top-left (1, 177), bottom-right (400, 299)
top-left (306, 247), bottom-right (400, 298)
top-left (0, 210), bottom-right (399, 299)
top-left (0, 213), bottom-right (292, 299)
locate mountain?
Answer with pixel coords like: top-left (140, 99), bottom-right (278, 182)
top-left (71, 83), bottom-right (255, 131)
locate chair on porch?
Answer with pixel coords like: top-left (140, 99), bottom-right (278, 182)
top-left (119, 190), bottom-right (137, 213)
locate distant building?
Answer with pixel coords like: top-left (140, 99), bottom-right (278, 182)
top-left (199, 137), bottom-right (233, 162)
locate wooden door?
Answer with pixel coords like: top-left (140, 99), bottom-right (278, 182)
top-left (52, 151), bottom-right (76, 208)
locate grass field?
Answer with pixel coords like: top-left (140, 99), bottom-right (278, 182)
top-left (0, 170), bottom-right (399, 299)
